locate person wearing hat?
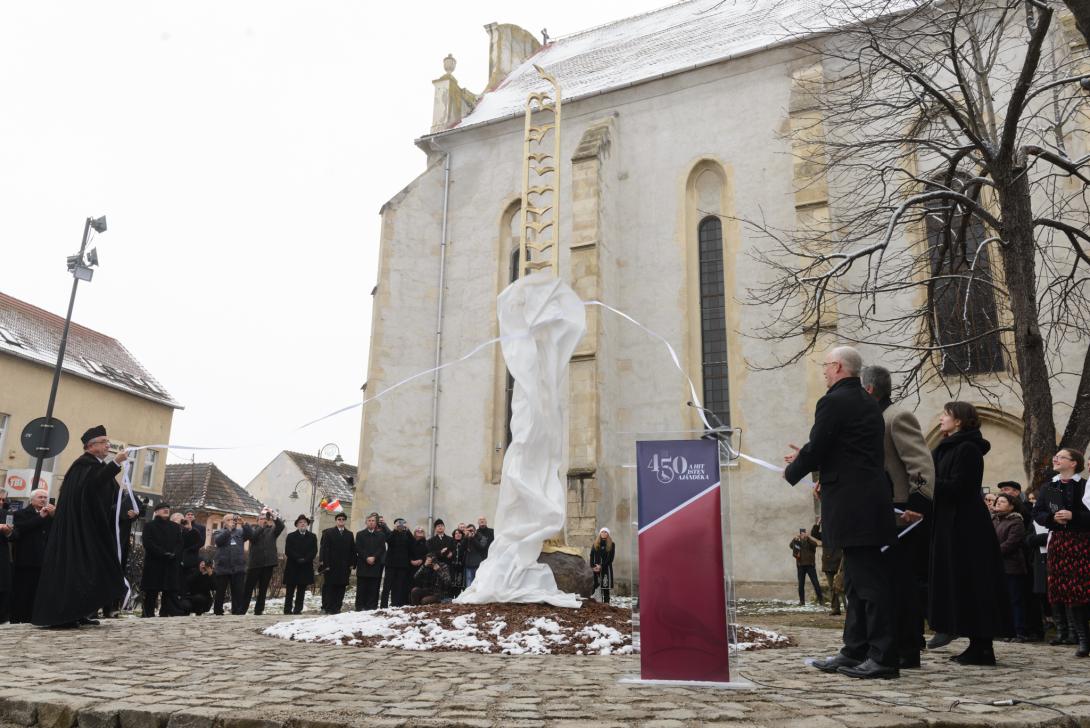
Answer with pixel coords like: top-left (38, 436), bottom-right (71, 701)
top-left (283, 514), bottom-right (317, 615)
top-left (32, 425), bottom-right (130, 628)
top-left (381, 518), bottom-right (413, 608)
top-left (427, 519), bottom-right (454, 566)
top-left (318, 512), bottom-right (355, 614)
top-left (141, 502), bottom-right (184, 617)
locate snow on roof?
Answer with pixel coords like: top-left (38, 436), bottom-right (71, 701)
top-left (0, 291), bottom-right (181, 408)
top-left (432, 0), bottom-right (834, 135)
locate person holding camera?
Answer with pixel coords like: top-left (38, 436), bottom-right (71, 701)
top-left (590, 527), bottom-right (615, 604)
top-left (184, 560), bottom-right (215, 615)
top-left (212, 513), bottom-right (253, 615)
top-left (791, 527), bottom-right (824, 606)
top-left (283, 514), bottom-right (317, 615)
top-left (410, 551), bottom-right (451, 605)
top-left (244, 508), bottom-right (284, 615)
top-left (354, 514), bottom-right (387, 611)
top-left (427, 519), bottom-right (454, 566)
top-left (464, 524), bottom-right (489, 588)
top-left (381, 518), bottom-right (413, 608)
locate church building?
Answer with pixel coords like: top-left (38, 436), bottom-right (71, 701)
top-left (354, 0), bottom-right (1082, 595)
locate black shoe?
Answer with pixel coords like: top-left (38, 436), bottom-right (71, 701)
top-left (898, 653), bottom-right (921, 669)
top-left (837, 659), bottom-right (900, 679)
top-left (78, 617), bottom-right (100, 626)
top-left (927, 632), bottom-right (954, 649)
top-left (955, 649), bottom-right (996, 666)
top-left (811, 654), bottom-right (862, 673)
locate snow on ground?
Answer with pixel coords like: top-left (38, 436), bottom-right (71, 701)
top-left (264, 602), bottom-right (635, 655)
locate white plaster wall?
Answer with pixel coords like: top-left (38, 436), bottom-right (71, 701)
top-left (359, 30), bottom-right (1087, 591)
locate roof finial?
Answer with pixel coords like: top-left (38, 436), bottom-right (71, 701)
top-left (541, 28), bottom-right (549, 44)
top-left (443, 54), bottom-right (456, 75)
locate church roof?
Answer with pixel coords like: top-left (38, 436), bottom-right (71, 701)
top-left (0, 290), bottom-right (181, 409)
top-left (163, 462), bottom-right (267, 517)
top-left (434, 0), bottom-right (835, 134)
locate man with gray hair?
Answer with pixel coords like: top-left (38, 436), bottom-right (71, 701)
top-left (785, 345), bottom-right (899, 679)
top-left (862, 364), bottom-right (934, 668)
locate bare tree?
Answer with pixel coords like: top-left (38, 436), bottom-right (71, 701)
top-left (746, 0), bottom-right (1090, 483)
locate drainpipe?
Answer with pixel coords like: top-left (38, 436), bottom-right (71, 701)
top-left (427, 151), bottom-right (451, 527)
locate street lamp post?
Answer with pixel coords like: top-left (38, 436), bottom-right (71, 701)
top-left (29, 216), bottom-right (106, 491)
top-left (310, 443), bottom-right (343, 523)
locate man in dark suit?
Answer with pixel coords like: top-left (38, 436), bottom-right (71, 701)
top-left (11, 489), bottom-right (54, 623)
top-left (355, 514), bottom-right (387, 610)
top-left (318, 512), bottom-right (355, 614)
top-left (863, 364), bottom-right (935, 667)
top-left (784, 346), bottom-right (898, 679)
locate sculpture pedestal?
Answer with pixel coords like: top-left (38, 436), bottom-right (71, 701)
top-left (538, 550), bottom-right (594, 598)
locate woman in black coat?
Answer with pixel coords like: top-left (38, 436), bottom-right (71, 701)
top-left (282, 515), bottom-right (317, 615)
top-left (590, 527), bottom-right (615, 604)
top-left (448, 528), bottom-right (467, 597)
top-left (1032, 447), bottom-right (1090, 657)
top-left (928, 401), bottom-right (1010, 665)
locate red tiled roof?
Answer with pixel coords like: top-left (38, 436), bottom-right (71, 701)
top-left (0, 291), bottom-right (180, 408)
top-left (163, 462), bottom-right (267, 517)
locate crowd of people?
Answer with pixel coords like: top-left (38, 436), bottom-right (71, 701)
top-left (783, 346), bottom-right (1089, 680)
top-left (0, 423), bottom-right (623, 628)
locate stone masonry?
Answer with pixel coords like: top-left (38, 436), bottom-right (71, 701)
top-left (0, 615), bottom-right (1087, 728)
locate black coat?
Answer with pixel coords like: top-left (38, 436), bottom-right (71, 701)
top-left (466, 531), bottom-right (490, 568)
top-left (355, 528), bottom-right (387, 578)
top-left (0, 507), bottom-right (11, 592)
top-left (928, 428), bottom-right (1011, 638)
top-left (283, 530), bottom-right (318, 586)
top-left (590, 541), bottom-right (615, 590)
top-left (32, 453), bottom-right (127, 626)
top-left (12, 506), bottom-right (52, 569)
top-left (477, 525), bottom-right (495, 554)
top-left (180, 525), bottom-right (204, 570)
top-left (142, 516), bottom-right (183, 591)
top-left (784, 377), bottom-right (895, 550)
top-left (409, 537), bottom-right (429, 566)
top-left (385, 528), bottom-right (413, 568)
top-left (319, 527), bottom-right (356, 586)
top-left (427, 534), bottom-right (454, 563)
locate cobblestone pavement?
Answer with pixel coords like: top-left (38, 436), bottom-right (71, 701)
top-left (1, 613), bottom-right (1086, 728)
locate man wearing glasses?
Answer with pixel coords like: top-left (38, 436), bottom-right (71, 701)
top-left (31, 425), bottom-right (130, 628)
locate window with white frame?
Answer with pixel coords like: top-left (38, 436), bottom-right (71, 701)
top-left (140, 449), bottom-right (158, 487)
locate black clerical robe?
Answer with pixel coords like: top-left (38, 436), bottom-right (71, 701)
top-left (32, 453), bottom-right (126, 626)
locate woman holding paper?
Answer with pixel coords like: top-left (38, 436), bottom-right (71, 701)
top-left (928, 401), bottom-right (1011, 666)
top-left (1032, 447), bottom-right (1090, 657)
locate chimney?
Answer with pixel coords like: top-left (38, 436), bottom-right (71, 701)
top-left (484, 23), bottom-right (542, 91)
top-left (431, 54), bottom-right (478, 133)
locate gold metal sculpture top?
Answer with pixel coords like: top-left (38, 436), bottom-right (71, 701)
top-left (518, 66), bottom-right (562, 278)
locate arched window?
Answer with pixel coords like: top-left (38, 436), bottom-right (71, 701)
top-left (925, 192), bottom-right (1004, 374)
top-left (698, 216), bottom-right (730, 426)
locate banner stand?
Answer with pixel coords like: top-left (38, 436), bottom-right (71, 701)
top-left (605, 434), bottom-right (752, 689)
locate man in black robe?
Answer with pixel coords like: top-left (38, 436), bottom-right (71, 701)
top-left (784, 346), bottom-right (898, 679)
top-left (11, 489), bottom-right (54, 623)
top-left (32, 425), bottom-right (129, 628)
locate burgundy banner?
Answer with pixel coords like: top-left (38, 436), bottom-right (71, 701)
top-left (636, 439), bottom-right (729, 682)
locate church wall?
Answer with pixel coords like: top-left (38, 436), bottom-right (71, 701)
top-left (359, 26), bottom-right (1089, 594)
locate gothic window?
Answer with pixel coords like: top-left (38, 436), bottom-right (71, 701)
top-left (925, 193), bottom-right (1005, 374)
top-left (698, 216), bottom-right (730, 426)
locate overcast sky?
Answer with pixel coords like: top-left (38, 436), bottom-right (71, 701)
top-left (0, 1), bottom-right (668, 486)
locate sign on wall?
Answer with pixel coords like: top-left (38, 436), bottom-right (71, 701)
top-left (636, 438), bottom-right (730, 683)
top-left (4, 468), bottom-right (53, 496)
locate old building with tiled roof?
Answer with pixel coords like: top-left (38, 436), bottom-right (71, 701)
top-left (246, 450), bottom-right (357, 549)
top-left (164, 462), bottom-right (269, 545)
top-left (0, 291), bottom-right (181, 499)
